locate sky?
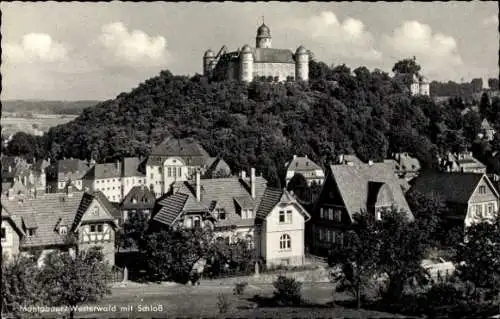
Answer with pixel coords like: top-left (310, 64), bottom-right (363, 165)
top-left (1, 1), bottom-right (498, 101)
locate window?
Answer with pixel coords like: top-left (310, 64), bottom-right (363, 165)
top-left (320, 208), bottom-right (325, 219)
top-left (218, 209), bottom-right (226, 220)
top-left (1, 227), bottom-right (5, 240)
top-left (475, 205), bottom-right (483, 218)
top-left (487, 203), bottom-right (494, 215)
top-left (150, 173), bottom-right (154, 179)
top-left (97, 225), bottom-right (103, 233)
top-left (168, 167), bottom-right (172, 177)
top-left (194, 217), bottom-right (201, 228)
top-left (91, 206), bottom-right (100, 216)
top-left (279, 211), bottom-right (285, 223)
top-left (280, 234), bottom-right (291, 250)
top-left (59, 226), bottom-right (67, 235)
top-left (328, 208), bottom-right (334, 220)
top-left (178, 167), bottom-right (182, 177)
top-left (27, 228), bottom-right (36, 237)
top-left (479, 186), bottom-right (486, 194)
top-left (334, 209), bottom-right (342, 222)
top-left (247, 209), bottom-right (254, 219)
top-left (286, 210), bottom-right (292, 223)
top-left (90, 225), bottom-right (96, 233)
top-left (318, 228), bottom-right (324, 241)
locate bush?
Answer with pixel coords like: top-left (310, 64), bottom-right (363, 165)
top-left (233, 282), bottom-right (248, 296)
top-left (272, 275), bottom-right (303, 306)
top-left (216, 293), bottom-right (230, 313)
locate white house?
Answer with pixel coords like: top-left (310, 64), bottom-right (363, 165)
top-left (284, 155), bottom-right (325, 186)
top-left (150, 168), bottom-right (311, 267)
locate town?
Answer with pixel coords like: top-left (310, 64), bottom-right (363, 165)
top-left (2, 2), bottom-right (500, 319)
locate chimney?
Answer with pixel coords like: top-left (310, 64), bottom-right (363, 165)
top-left (8, 188), bottom-right (14, 200)
top-left (368, 160), bottom-right (374, 166)
top-left (66, 184), bottom-right (73, 197)
top-left (196, 171), bottom-right (201, 202)
top-left (250, 168), bottom-right (256, 199)
top-left (293, 155), bottom-right (297, 160)
top-left (116, 160), bottom-right (120, 172)
top-left (338, 154), bottom-right (344, 164)
top-left (8, 165), bottom-right (12, 173)
top-left (241, 170), bottom-right (246, 179)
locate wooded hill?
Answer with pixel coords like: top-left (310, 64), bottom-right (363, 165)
top-left (4, 59), bottom-right (500, 188)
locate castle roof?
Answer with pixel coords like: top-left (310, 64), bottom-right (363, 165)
top-left (296, 46), bottom-right (308, 54)
top-left (257, 23), bottom-right (271, 38)
top-left (253, 48), bottom-right (295, 63)
top-left (204, 49), bottom-right (215, 58)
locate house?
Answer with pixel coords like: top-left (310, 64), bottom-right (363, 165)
top-left (204, 157), bottom-right (232, 178)
top-left (309, 162), bottom-right (414, 257)
top-left (150, 169), bottom-right (311, 266)
top-left (385, 152), bottom-right (421, 182)
top-left (335, 154), bottom-right (363, 166)
top-left (438, 152), bottom-right (487, 174)
top-left (285, 155), bottom-right (325, 186)
top-left (1, 188), bottom-right (119, 266)
top-left (48, 159), bottom-right (92, 192)
top-left (410, 172), bottom-right (499, 228)
top-left (1, 157), bottom-right (49, 198)
top-left (145, 137), bottom-right (224, 197)
top-left (82, 157), bottom-right (146, 203)
top-left (478, 118), bottom-right (496, 141)
top-left (120, 185), bottom-right (156, 225)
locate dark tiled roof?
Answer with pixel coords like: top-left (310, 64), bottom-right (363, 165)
top-left (149, 137), bottom-right (210, 159)
top-left (410, 172), bottom-right (485, 204)
top-left (234, 196), bottom-right (255, 209)
top-left (84, 163), bottom-right (121, 180)
top-left (255, 188), bottom-right (283, 220)
top-left (2, 192), bottom-right (87, 247)
top-left (152, 193), bottom-right (189, 226)
top-left (285, 156), bottom-right (322, 172)
top-left (122, 157), bottom-right (145, 177)
top-left (121, 185), bottom-right (156, 210)
top-left (57, 159), bottom-right (90, 181)
top-left (329, 162), bottom-right (413, 221)
top-left (253, 48), bottom-right (295, 63)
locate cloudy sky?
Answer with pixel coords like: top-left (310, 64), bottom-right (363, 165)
top-left (1, 1), bottom-right (498, 101)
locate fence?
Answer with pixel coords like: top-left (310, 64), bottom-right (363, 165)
top-left (106, 265), bottom-right (124, 283)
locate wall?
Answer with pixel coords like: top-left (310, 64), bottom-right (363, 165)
top-left (1, 219), bottom-right (20, 261)
top-left (121, 175), bottom-right (147, 199)
top-left (93, 177), bottom-right (122, 202)
top-left (252, 62), bottom-right (295, 82)
top-left (265, 203), bottom-right (306, 266)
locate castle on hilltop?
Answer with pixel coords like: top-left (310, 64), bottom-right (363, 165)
top-left (203, 21), bottom-right (309, 83)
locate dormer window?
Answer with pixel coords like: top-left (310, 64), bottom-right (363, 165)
top-left (26, 228), bottom-right (36, 237)
top-left (59, 226), bottom-right (67, 235)
top-left (242, 209), bottom-right (254, 219)
top-left (215, 208), bottom-right (226, 220)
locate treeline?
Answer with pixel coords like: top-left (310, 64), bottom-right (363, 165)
top-left (430, 78), bottom-right (499, 99)
top-left (3, 60), bottom-right (500, 187)
top-left (2, 100), bottom-right (101, 115)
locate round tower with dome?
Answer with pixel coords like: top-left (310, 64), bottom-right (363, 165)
top-left (203, 21), bottom-right (309, 83)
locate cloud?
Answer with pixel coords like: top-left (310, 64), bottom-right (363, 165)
top-left (288, 11), bottom-right (382, 62)
top-left (382, 21), bottom-right (463, 78)
top-left (3, 33), bottom-right (68, 63)
top-left (483, 15), bottom-right (498, 26)
top-left (97, 22), bottom-right (168, 67)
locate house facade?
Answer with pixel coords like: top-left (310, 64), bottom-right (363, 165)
top-left (119, 185), bottom-right (156, 225)
top-left (478, 118), bottom-right (496, 141)
top-left (1, 157), bottom-right (49, 197)
top-left (410, 172), bottom-right (499, 228)
top-left (48, 159), bottom-right (92, 193)
top-left (150, 169), bottom-right (310, 266)
top-left (309, 162), bottom-right (414, 257)
top-left (1, 189), bottom-right (119, 266)
top-left (82, 157), bottom-right (146, 203)
top-left (145, 137), bottom-right (224, 197)
top-left (284, 155), bottom-right (325, 186)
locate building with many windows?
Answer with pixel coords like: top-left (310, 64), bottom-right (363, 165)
top-left (203, 22), bottom-right (309, 83)
top-left (284, 155), bottom-right (325, 186)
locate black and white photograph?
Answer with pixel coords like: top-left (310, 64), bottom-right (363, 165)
top-left (1, 1), bottom-right (499, 318)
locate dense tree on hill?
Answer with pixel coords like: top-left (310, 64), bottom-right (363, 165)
top-left (5, 60), bottom-right (500, 187)
top-left (392, 58), bottom-right (421, 76)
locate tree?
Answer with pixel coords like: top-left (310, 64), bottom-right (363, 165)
top-left (286, 173), bottom-right (311, 202)
top-left (479, 93), bottom-right (491, 118)
top-left (392, 58), bottom-right (421, 76)
top-left (117, 211), bottom-right (149, 251)
top-left (328, 212), bottom-right (382, 309)
top-left (39, 248), bottom-right (112, 319)
top-left (455, 216), bottom-right (500, 292)
top-left (2, 255), bottom-right (45, 318)
top-left (142, 226), bottom-right (214, 283)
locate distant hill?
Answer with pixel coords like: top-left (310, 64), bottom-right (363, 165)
top-left (1, 100), bottom-right (102, 115)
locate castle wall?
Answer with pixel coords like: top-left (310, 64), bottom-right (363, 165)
top-left (252, 62), bottom-right (295, 82)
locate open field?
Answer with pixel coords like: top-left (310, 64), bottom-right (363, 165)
top-left (1, 113), bottom-right (78, 136)
top-left (17, 281), bottom-right (415, 319)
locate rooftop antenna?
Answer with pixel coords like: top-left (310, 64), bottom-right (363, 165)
top-left (262, 15), bottom-right (265, 25)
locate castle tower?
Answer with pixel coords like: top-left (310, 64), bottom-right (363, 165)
top-left (295, 46), bottom-right (309, 81)
top-left (240, 44), bottom-right (254, 82)
top-left (256, 23), bottom-right (272, 48)
top-left (203, 49), bottom-right (215, 76)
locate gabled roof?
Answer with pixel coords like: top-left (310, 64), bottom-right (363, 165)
top-left (205, 157), bottom-right (232, 176)
top-left (153, 176), bottom-right (268, 228)
top-left (83, 162), bottom-right (121, 180)
top-left (122, 157), bottom-right (145, 177)
top-left (152, 193), bottom-right (189, 226)
top-left (57, 159), bottom-right (90, 181)
top-left (329, 162), bottom-right (413, 221)
top-left (253, 48), bottom-right (295, 64)
top-left (149, 137), bottom-right (210, 158)
top-left (256, 188), bottom-right (311, 222)
top-left (91, 191), bottom-right (120, 222)
top-left (481, 118), bottom-right (493, 130)
top-left (285, 156), bottom-right (323, 172)
top-left (121, 185), bottom-right (156, 210)
top-left (410, 172), bottom-right (491, 204)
